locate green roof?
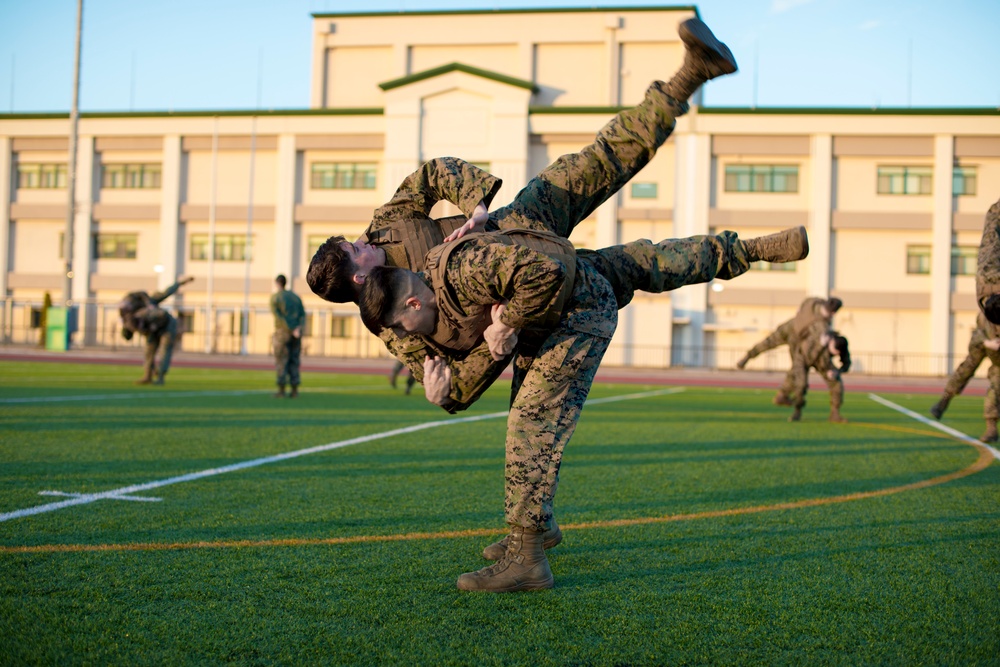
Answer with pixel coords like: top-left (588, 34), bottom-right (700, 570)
top-left (314, 6), bottom-right (699, 19)
top-left (0, 108), bottom-right (384, 120)
top-left (379, 63), bottom-right (537, 93)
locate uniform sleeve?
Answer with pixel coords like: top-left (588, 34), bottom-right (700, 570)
top-left (150, 281), bottom-right (183, 305)
top-left (449, 241), bottom-right (567, 332)
top-left (288, 294), bottom-right (306, 330)
top-left (977, 198), bottom-right (1000, 312)
top-left (378, 329), bottom-right (511, 413)
top-left (368, 158), bottom-right (502, 232)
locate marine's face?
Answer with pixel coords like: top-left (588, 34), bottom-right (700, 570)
top-left (385, 282), bottom-right (437, 338)
top-left (340, 240), bottom-right (386, 282)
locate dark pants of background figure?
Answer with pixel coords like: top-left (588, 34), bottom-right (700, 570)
top-left (144, 316), bottom-right (178, 379)
top-left (273, 329), bottom-right (301, 388)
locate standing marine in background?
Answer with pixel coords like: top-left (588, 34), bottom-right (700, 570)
top-left (270, 274), bottom-right (305, 398)
top-left (119, 276), bottom-right (194, 385)
top-left (930, 310), bottom-right (1000, 443)
top-left (389, 359), bottom-right (417, 395)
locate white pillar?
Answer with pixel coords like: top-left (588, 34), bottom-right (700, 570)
top-left (672, 130), bottom-right (711, 361)
top-left (158, 134), bottom-right (182, 289)
top-left (809, 134), bottom-right (833, 298)
top-left (382, 98), bottom-right (421, 201)
top-left (0, 137), bottom-right (10, 296)
top-left (71, 136), bottom-right (93, 304)
top-left (930, 134), bottom-right (954, 375)
top-left (274, 133), bottom-right (296, 280)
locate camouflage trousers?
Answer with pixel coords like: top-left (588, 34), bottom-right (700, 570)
top-left (780, 349), bottom-right (843, 411)
top-left (273, 329), bottom-right (301, 387)
top-left (492, 81), bottom-right (686, 239)
top-left (502, 235), bottom-right (756, 530)
top-left (144, 316), bottom-right (178, 377)
top-left (744, 320), bottom-right (795, 361)
top-left (939, 341), bottom-right (1000, 420)
top-left (504, 263), bottom-right (617, 530)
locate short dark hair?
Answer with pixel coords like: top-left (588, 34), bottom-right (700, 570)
top-left (306, 235), bottom-right (355, 303)
top-left (358, 265), bottom-right (413, 335)
top-left (275, 274), bottom-right (287, 288)
top-left (827, 297), bottom-right (843, 313)
top-left (831, 331), bottom-right (850, 373)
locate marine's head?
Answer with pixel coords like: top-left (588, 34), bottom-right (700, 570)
top-left (307, 236), bottom-right (387, 304)
top-left (359, 265), bottom-right (438, 338)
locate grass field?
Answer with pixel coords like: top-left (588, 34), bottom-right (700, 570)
top-left (1, 359), bottom-right (998, 666)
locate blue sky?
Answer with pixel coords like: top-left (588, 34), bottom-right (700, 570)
top-left (0, 0), bottom-right (998, 112)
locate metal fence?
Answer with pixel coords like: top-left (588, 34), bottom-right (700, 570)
top-left (0, 296), bottom-right (960, 377)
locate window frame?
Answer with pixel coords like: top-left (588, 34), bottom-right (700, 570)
top-left (309, 162), bottom-right (377, 190)
top-left (723, 164), bottom-right (800, 193)
top-left (876, 166), bottom-right (932, 195)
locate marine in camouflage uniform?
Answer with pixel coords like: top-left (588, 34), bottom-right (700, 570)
top-left (360, 216), bottom-right (807, 591)
top-left (930, 311), bottom-right (1000, 443)
top-left (975, 197), bottom-right (1000, 325)
top-left (270, 274), bottom-right (306, 398)
top-left (780, 319), bottom-right (850, 423)
top-left (119, 277), bottom-right (192, 385)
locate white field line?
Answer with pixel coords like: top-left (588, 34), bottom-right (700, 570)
top-left (0, 387), bottom-right (684, 522)
top-left (0, 385), bottom-right (395, 404)
top-left (868, 393), bottom-right (1000, 461)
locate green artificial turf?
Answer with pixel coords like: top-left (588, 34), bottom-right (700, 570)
top-left (0, 360), bottom-right (997, 666)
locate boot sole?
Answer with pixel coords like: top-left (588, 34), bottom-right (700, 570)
top-left (678, 19), bottom-right (738, 75)
top-left (456, 574), bottom-right (555, 593)
top-left (793, 226), bottom-right (809, 260)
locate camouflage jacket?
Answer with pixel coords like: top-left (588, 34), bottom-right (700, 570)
top-left (791, 297), bottom-right (831, 339)
top-left (120, 281), bottom-right (183, 338)
top-left (976, 198), bottom-right (1000, 316)
top-left (270, 289), bottom-right (305, 332)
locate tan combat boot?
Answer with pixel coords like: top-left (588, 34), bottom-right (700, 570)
top-left (744, 227), bottom-right (810, 264)
top-left (135, 368), bottom-right (153, 385)
top-left (274, 384), bottom-right (286, 398)
top-left (458, 526), bottom-right (553, 592)
top-left (772, 392), bottom-right (793, 407)
top-left (289, 385), bottom-right (298, 398)
top-left (735, 354), bottom-right (750, 370)
top-left (152, 371), bottom-right (165, 386)
top-left (979, 419), bottom-right (998, 443)
top-left (789, 407), bottom-right (802, 422)
top-left (482, 521), bottom-right (563, 561)
top-left (929, 398), bottom-right (948, 420)
top-left (664, 19), bottom-right (738, 102)
top-left (829, 408), bottom-right (848, 423)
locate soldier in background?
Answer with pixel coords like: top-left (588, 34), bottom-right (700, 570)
top-left (389, 359), bottom-right (416, 395)
top-left (930, 311), bottom-right (1000, 443)
top-left (119, 276), bottom-right (194, 385)
top-left (735, 296), bottom-right (842, 370)
top-left (975, 198), bottom-right (1000, 324)
top-left (270, 274), bottom-right (305, 398)
top-left (778, 322), bottom-right (851, 423)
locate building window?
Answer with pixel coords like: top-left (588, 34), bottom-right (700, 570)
top-left (190, 234), bottom-right (252, 261)
top-left (310, 163), bottom-right (377, 189)
top-left (877, 166), bottom-right (932, 195)
top-left (92, 233), bottom-right (137, 259)
top-left (951, 246), bottom-right (977, 276)
top-left (101, 163), bottom-right (161, 189)
top-left (330, 315), bottom-right (350, 338)
top-left (17, 163), bottom-right (67, 189)
top-left (906, 245), bottom-right (931, 275)
top-left (750, 261), bottom-right (796, 272)
top-left (307, 235), bottom-right (330, 261)
top-left (953, 166), bottom-right (977, 196)
top-left (630, 183), bottom-right (658, 199)
top-left (724, 165), bottom-right (799, 193)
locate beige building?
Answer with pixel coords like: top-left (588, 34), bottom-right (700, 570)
top-left (1, 6), bottom-right (998, 375)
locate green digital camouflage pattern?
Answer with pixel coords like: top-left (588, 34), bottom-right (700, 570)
top-left (976, 198), bottom-right (1000, 315)
top-left (940, 311), bottom-right (1000, 420)
top-left (370, 81), bottom-right (687, 411)
top-left (270, 289), bottom-right (305, 333)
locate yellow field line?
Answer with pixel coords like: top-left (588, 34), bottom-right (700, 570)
top-left (4, 444), bottom-right (993, 555)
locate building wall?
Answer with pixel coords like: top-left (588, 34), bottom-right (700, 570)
top-left (1, 6), bottom-right (999, 375)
